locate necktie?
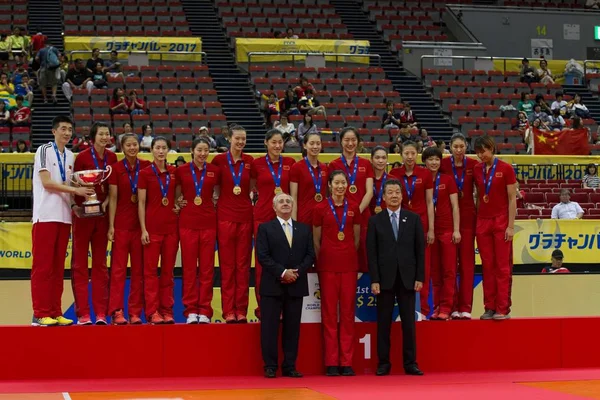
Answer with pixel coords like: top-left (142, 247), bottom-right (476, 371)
top-left (283, 221), bottom-right (292, 247)
top-left (391, 212), bottom-right (398, 240)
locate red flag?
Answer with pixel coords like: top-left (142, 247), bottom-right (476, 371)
top-left (532, 127), bottom-right (590, 155)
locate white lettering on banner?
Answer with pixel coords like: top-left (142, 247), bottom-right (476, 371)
top-left (359, 334), bottom-right (372, 360)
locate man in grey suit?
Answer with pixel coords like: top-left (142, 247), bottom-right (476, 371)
top-left (256, 193), bottom-right (315, 378)
top-left (367, 179), bottom-right (425, 376)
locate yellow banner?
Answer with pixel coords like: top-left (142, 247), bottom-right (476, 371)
top-left (493, 59), bottom-right (584, 85)
top-left (64, 36), bottom-right (202, 62)
top-left (235, 38), bottom-right (370, 64)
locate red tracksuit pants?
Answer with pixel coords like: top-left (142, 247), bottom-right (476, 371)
top-left (319, 271), bottom-right (357, 367)
top-left (454, 228), bottom-right (475, 314)
top-left (217, 220), bottom-right (252, 318)
top-left (476, 214), bottom-right (513, 315)
top-left (431, 231), bottom-right (457, 315)
top-left (143, 231), bottom-right (179, 318)
top-left (31, 222), bottom-right (71, 318)
top-left (180, 227), bottom-right (216, 318)
top-left (418, 213), bottom-right (431, 317)
top-left (253, 221), bottom-right (266, 314)
top-left (71, 214), bottom-right (109, 318)
top-left (108, 228), bottom-right (144, 317)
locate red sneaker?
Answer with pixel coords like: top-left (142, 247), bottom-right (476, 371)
top-left (112, 310), bottom-right (128, 325)
top-left (149, 312), bottom-right (164, 325)
top-left (162, 314), bottom-right (175, 324)
top-left (236, 314), bottom-right (248, 323)
top-left (77, 315), bottom-right (92, 325)
top-left (437, 312), bottom-right (450, 320)
top-left (130, 315), bottom-right (143, 325)
top-left (224, 313), bottom-right (236, 324)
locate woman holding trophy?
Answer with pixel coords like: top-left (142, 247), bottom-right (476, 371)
top-left (138, 137), bottom-right (179, 325)
top-left (107, 133), bottom-right (151, 325)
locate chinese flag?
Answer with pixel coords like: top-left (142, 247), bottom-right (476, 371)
top-left (533, 128), bottom-right (590, 155)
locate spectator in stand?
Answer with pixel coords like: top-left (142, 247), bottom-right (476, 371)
top-left (30, 29), bottom-right (46, 56)
top-left (0, 73), bottom-right (14, 107)
top-left (583, 163), bottom-right (600, 189)
top-left (297, 113), bottom-right (318, 141)
top-left (12, 62), bottom-right (28, 86)
top-left (548, 108), bottom-right (565, 131)
top-left (62, 59), bottom-right (93, 101)
top-left (14, 75), bottom-right (33, 106)
top-left (196, 126), bottom-right (217, 150)
top-left (294, 77), bottom-right (314, 98)
top-left (274, 114), bottom-right (298, 149)
top-left (8, 27), bottom-right (27, 63)
top-left (535, 94), bottom-right (552, 115)
top-left (515, 111), bottom-right (529, 134)
top-left (285, 27), bottom-right (299, 39)
top-left (127, 90), bottom-right (145, 115)
top-left (10, 95), bottom-right (31, 126)
top-left (381, 100), bottom-right (401, 129)
top-left (282, 89), bottom-right (299, 115)
top-left (298, 89), bottom-right (326, 116)
top-left (139, 124), bottom-right (154, 152)
top-left (117, 122), bottom-right (134, 151)
top-left (58, 52), bottom-right (70, 83)
top-left (266, 92), bottom-right (281, 117)
top-left (0, 101), bottom-right (9, 126)
top-left (110, 87), bottom-right (129, 114)
top-left (389, 142), bottom-right (401, 154)
top-left (71, 126), bottom-right (91, 152)
top-left (90, 62), bottom-right (108, 92)
top-left (568, 94), bottom-right (592, 119)
top-left (13, 139), bottom-right (29, 153)
top-left (0, 34), bottom-right (9, 62)
top-left (174, 155), bottom-right (186, 167)
top-left (537, 60), bottom-right (554, 84)
top-left (104, 50), bottom-right (123, 79)
top-left (519, 58), bottom-right (538, 84)
top-left (517, 92), bottom-right (535, 117)
top-left (587, 0), bottom-right (600, 8)
top-left (399, 102), bottom-right (417, 129)
top-left (396, 126), bottom-right (417, 144)
top-left (86, 48), bottom-right (104, 74)
top-left (541, 250), bottom-right (570, 274)
top-left (551, 189), bottom-right (584, 220)
top-left (529, 104), bottom-right (549, 125)
top-left (0, 62), bottom-right (11, 79)
top-left (215, 125), bottom-right (230, 153)
top-left (417, 128), bottom-right (435, 149)
top-left (436, 139), bottom-right (450, 154)
top-left (551, 92), bottom-right (568, 116)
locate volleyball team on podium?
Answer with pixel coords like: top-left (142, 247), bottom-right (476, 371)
top-left (31, 115), bottom-right (516, 375)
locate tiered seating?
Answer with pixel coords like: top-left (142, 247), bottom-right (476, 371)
top-left (504, 0), bottom-right (584, 9)
top-left (251, 65), bottom-right (401, 151)
top-left (63, 0), bottom-right (191, 36)
top-left (0, 0), bottom-right (27, 34)
top-left (0, 126), bottom-right (31, 152)
top-left (72, 65), bottom-right (226, 151)
top-left (218, 1), bottom-right (352, 40)
top-left (517, 179), bottom-right (600, 219)
top-left (363, 0), bottom-right (452, 50)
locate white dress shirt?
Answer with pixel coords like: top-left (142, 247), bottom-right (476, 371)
top-left (551, 201), bottom-right (584, 219)
top-left (277, 216), bottom-right (293, 277)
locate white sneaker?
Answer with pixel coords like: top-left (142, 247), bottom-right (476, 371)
top-left (197, 315), bottom-right (210, 324)
top-left (451, 311), bottom-right (461, 319)
top-left (186, 313), bottom-right (199, 324)
top-left (460, 312), bottom-right (472, 320)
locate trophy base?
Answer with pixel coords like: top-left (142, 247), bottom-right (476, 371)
top-left (81, 202), bottom-right (104, 217)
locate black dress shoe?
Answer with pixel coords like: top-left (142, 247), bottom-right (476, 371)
top-left (282, 369), bottom-right (303, 378)
top-left (340, 366), bottom-right (355, 376)
top-left (404, 366), bottom-right (424, 376)
top-left (376, 365), bottom-right (391, 376)
top-left (264, 368), bottom-right (277, 378)
top-left (325, 366), bottom-right (340, 376)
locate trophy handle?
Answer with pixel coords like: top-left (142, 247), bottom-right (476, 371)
top-left (101, 165), bottom-right (113, 183)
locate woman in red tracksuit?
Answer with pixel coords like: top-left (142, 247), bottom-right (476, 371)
top-left (369, 145), bottom-right (388, 215)
top-left (290, 132), bottom-right (328, 225)
top-left (250, 129), bottom-right (296, 320)
top-left (313, 170), bottom-right (361, 377)
top-left (107, 133), bottom-right (150, 325)
top-left (389, 141), bottom-right (435, 319)
top-left (473, 135), bottom-right (516, 321)
top-left (440, 133), bottom-right (478, 319)
top-left (175, 137), bottom-right (221, 324)
top-left (327, 127), bottom-right (373, 273)
top-left (211, 125), bottom-right (254, 324)
top-left (422, 146), bottom-right (461, 321)
top-left (138, 136), bottom-right (179, 325)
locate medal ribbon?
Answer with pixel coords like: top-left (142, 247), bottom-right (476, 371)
top-left (327, 197), bottom-right (348, 235)
top-left (341, 154), bottom-right (358, 186)
top-left (432, 172), bottom-right (441, 207)
top-left (151, 164), bottom-right (170, 199)
top-left (226, 151), bottom-right (244, 188)
top-left (451, 156), bottom-right (466, 193)
top-left (483, 158), bottom-right (499, 198)
top-left (304, 157), bottom-right (322, 195)
top-left (265, 155), bottom-right (283, 189)
top-left (123, 158), bottom-right (140, 195)
top-left (403, 175), bottom-right (417, 203)
top-left (52, 142), bottom-right (67, 182)
top-left (190, 161), bottom-right (206, 198)
top-left (90, 146), bottom-right (107, 169)
top-left (373, 172), bottom-right (387, 207)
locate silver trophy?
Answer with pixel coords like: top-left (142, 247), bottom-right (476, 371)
top-left (71, 167), bottom-right (112, 217)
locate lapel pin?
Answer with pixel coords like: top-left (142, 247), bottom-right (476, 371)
top-left (402, 217), bottom-right (407, 223)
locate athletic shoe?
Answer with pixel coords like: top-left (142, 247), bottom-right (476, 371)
top-left (430, 311), bottom-right (439, 320)
top-left (224, 313), bottom-right (236, 324)
top-left (77, 315), bottom-right (93, 325)
top-left (96, 315), bottom-right (108, 325)
top-left (460, 312), bottom-right (472, 320)
top-left (451, 311), bottom-right (461, 319)
top-left (236, 314), bottom-right (248, 323)
top-left (437, 312), bottom-right (450, 320)
top-left (492, 313), bottom-right (510, 321)
top-left (162, 314), bottom-right (175, 324)
top-left (186, 313), bottom-right (199, 324)
top-left (340, 366), bottom-right (355, 376)
top-left (112, 310), bottom-right (128, 325)
top-left (198, 315), bottom-right (210, 324)
top-left (149, 312), bottom-right (164, 325)
top-left (255, 307), bottom-right (261, 321)
top-left (480, 310), bottom-right (495, 320)
top-left (31, 316), bottom-right (58, 327)
top-left (55, 316), bottom-right (74, 326)
top-left (130, 315), bottom-right (142, 325)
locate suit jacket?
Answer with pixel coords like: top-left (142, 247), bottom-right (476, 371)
top-left (256, 218), bottom-right (315, 297)
top-left (366, 208), bottom-right (425, 291)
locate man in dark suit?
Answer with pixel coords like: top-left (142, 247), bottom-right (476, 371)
top-left (366, 178), bottom-right (425, 376)
top-left (256, 193), bottom-right (315, 378)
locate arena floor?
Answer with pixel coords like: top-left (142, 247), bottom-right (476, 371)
top-left (2, 369), bottom-right (600, 399)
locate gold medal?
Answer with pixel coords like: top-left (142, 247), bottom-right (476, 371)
top-left (233, 186), bottom-right (242, 195)
top-left (131, 194), bottom-right (138, 203)
top-left (162, 197), bottom-right (169, 206)
top-left (374, 206), bottom-right (382, 214)
top-left (349, 185), bottom-right (358, 194)
top-left (194, 196), bottom-right (202, 206)
top-left (483, 195), bottom-right (489, 203)
top-left (458, 191), bottom-right (464, 199)
top-left (274, 187), bottom-right (283, 195)
top-left (314, 193), bottom-right (323, 202)
top-left (337, 231), bottom-right (345, 241)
